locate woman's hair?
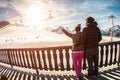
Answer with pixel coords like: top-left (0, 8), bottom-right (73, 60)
top-left (75, 24), bottom-right (81, 32)
top-left (86, 16), bottom-right (95, 23)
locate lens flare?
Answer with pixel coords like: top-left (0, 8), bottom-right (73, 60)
top-left (24, 5), bottom-right (44, 27)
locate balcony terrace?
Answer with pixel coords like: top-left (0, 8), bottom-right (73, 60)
top-left (0, 41), bottom-right (120, 80)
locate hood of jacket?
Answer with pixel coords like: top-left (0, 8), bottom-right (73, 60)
top-left (86, 21), bottom-right (98, 27)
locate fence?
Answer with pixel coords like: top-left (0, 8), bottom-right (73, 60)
top-left (0, 41), bottom-right (120, 75)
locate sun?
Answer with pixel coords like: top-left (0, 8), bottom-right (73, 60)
top-left (24, 5), bottom-right (44, 27)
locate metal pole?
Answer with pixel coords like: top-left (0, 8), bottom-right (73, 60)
top-left (111, 18), bottom-right (114, 42)
top-left (110, 15), bottom-right (115, 42)
top-left (118, 44), bottom-right (120, 66)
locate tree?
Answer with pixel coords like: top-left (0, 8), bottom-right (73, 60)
top-left (0, 21), bottom-right (10, 27)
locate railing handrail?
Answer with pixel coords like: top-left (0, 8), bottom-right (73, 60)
top-left (0, 41), bottom-right (120, 50)
top-left (99, 41), bottom-right (120, 45)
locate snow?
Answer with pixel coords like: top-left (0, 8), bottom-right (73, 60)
top-left (0, 25), bottom-right (71, 48)
top-left (0, 25), bottom-right (120, 49)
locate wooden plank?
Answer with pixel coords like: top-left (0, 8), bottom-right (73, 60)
top-left (52, 50), bottom-right (58, 70)
top-left (36, 50), bottom-right (42, 70)
top-left (109, 44), bottom-right (113, 65)
top-left (105, 45), bottom-right (109, 66)
top-left (14, 51), bottom-right (19, 66)
top-left (59, 49), bottom-right (64, 71)
top-left (65, 48), bottom-right (70, 71)
top-left (113, 44), bottom-right (117, 64)
top-left (11, 51), bottom-right (16, 66)
top-left (47, 49), bottom-right (53, 70)
top-left (25, 50), bottom-right (31, 68)
top-left (41, 50), bottom-right (47, 70)
top-left (7, 50), bottom-right (13, 67)
top-left (100, 45), bottom-right (104, 67)
top-left (29, 50), bottom-right (35, 69)
top-left (22, 50), bottom-right (27, 68)
top-left (118, 44), bottom-right (120, 66)
top-left (12, 50), bottom-right (17, 66)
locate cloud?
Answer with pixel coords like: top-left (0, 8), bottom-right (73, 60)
top-left (0, 0), bottom-right (10, 8)
top-left (79, 0), bottom-right (115, 9)
top-left (61, 0), bottom-right (118, 29)
top-left (44, 0), bottom-right (113, 29)
top-left (0, 0), bottom-right (119, 29)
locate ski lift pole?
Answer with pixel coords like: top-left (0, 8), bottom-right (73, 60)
top-left (111, 18), bottom-right (114, 42)
top-left (109, 14), bottom-right (116, 42)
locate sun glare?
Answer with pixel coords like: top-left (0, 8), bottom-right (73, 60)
top-left (25, 5), bottom-right (44, 27)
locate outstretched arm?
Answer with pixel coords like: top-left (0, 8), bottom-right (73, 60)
top-left (62, 28), bottom-right (73, 38)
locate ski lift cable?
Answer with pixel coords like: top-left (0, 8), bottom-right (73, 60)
top-left (51, 9), bottom-right (99, 13)
top-left (48, 9), bottom-right (100, 18)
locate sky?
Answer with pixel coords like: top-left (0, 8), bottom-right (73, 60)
top-left (0, 0), bottom-right (120, 30)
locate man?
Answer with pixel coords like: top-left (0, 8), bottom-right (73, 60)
top-left (83, 17), bottom-right (102, 77)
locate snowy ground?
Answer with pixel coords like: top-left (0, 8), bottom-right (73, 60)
top-left (0, 25), bottom-right (120, 80)
top-left (0, 25), bottom-right (120, 49)
top-left (0, 25), bottom-right (71, 48)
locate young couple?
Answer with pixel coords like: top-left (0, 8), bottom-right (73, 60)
top-left (62, 16), bottom-right (102, 80)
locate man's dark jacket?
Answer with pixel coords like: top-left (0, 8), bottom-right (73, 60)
top-left (83, 21), bottom-right (102, 49)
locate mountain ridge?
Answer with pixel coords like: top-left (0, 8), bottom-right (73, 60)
top-left (101, 25), bottom-right (120, 37)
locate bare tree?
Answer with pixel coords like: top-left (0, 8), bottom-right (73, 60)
top-left (0, 21), bottom-right (10, 27)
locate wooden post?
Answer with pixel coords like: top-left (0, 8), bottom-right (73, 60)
top-left (118, 44), bottom-right (120, 66)
top-left (41, 50), bottom-right (47, 70)
top-left (105, 45), bottom-right (109, 66)
top-left (113, 44), bottom-right (117, 64)
top-left (7, 50), bottom-right (13, 68)
top-left (36, 69), bottom-right (39, 75)
top-left (33, 50), bottom-right (39, 75)
top-left (53, 49), bottom-right (58, 70)
top-left (59, 49), bottom-right (64, 71)
top-left (109, 44), bottom-right (113, 65)
top-left (47, 49), bottom-right (53, 70)
top-left (100, 45), bottom-right (104, 67)
top-left (65, 48), bottom-right (70, 71)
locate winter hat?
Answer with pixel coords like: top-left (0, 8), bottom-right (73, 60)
top-left (86, 16), bottom-right (95, 23)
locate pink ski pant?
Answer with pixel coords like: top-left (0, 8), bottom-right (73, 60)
top-left (72, 51), bottom-right (84, 77)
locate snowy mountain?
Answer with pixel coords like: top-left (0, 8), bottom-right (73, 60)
top-left (51, 26), bottom-right (64, 34)
top-left (101, 25), bottom-right (120, 37)
top-left (101, 30), bottom-right (107, 36)
top-left (51, 26), bottom-right (72, 34)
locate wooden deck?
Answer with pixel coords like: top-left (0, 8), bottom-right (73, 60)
top-left (0, 64), bottom-right (120, 80)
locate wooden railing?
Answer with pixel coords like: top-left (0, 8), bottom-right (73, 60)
top-left (0, 41), bottom-right (120, 74)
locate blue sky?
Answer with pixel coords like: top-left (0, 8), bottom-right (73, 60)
top-left (0, 0), bottom-right (120, 30)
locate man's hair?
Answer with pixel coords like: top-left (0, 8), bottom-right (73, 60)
top-left (86, 16), bottom-right (95, 23)
top-left (75, 24), bottom-right (81, 32)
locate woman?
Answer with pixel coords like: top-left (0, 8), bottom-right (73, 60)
top-left (62, 24), bottom-right (84, 80)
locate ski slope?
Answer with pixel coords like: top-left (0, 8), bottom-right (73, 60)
top-left (0, 25), bottom-right (120, 49)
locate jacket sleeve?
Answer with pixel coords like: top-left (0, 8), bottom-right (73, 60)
top-left (83, 28), bottom-right (87, 49)
top-left (98, 28), bottom-right (102, 42)
top-left (62, 29), bottom-right (73, 38)
top-left (83, 28), bottom-right (87, 41)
